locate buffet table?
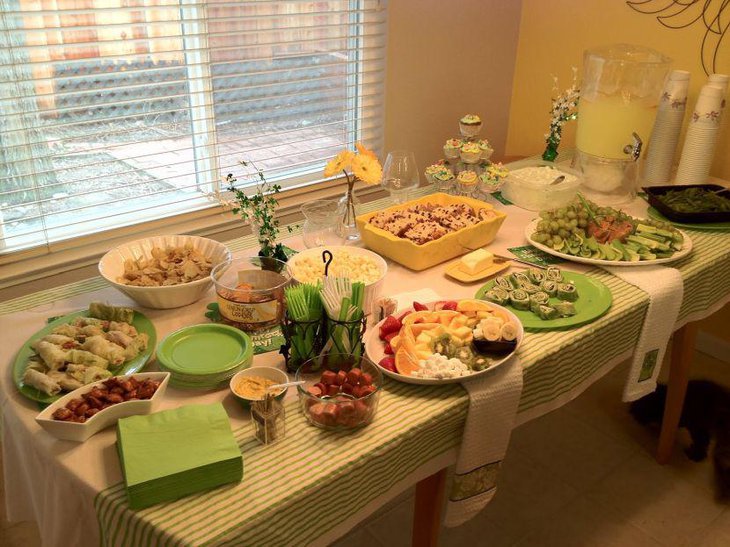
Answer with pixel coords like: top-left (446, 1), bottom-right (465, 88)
top-left (2, 189), bottom-right (729, 547)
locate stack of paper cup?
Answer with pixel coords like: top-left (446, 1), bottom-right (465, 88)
top-left (675, 84), bottom-right (725, 184)
top-left (708, 73), bottom-right (729, 101)
top-left (643, 70), bottom-right (690, 185)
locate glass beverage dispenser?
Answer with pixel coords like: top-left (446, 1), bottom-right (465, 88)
top-left (574, 44), bottom-right (671, 204)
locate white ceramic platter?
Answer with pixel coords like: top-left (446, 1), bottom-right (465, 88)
top-left (523, 219), bottom-right (693, 267)
top-left (365, 300), bottom-right (522, 385)
top-left (35, 372), bottom-right (170, 442)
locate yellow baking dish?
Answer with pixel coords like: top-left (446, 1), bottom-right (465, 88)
top-left (355, 193), bottom-right (506, 271)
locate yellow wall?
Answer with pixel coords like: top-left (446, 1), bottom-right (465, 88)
top-left (385, 0), bottom-right (523, 168)
top-left (506, 0), bottom-right (730, 179)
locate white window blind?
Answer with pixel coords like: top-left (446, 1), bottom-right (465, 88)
top-left (0, 0), bottom-right (386, 256)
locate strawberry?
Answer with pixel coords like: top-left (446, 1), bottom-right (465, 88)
top-left (413, 301), bottom-right (428, 311)
top-left (379, 315), bottom-right (402, 340)
top-left (384, 342), bottom-right (393, 355)
top-left (379, 356), bottom-right (396, 372)
top-left (384, 331), bottom-right (399, 343)
top-left (397, 310), bottom-right (412, 322)
top-left (441, 300), bottom-right (458, 311)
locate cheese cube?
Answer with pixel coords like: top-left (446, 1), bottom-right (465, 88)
top-left (459, 249), bottom-right (494, 275)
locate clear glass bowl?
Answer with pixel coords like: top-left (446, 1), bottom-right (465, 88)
top-left (296, 353), bottom-right (382, 431)
top-left (501, 159), bottom-right (583, 211)
top-left (210, 256), bottom-right (289, 332)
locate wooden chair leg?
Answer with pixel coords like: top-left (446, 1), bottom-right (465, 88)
top-left (412, 468), bottom-right (446, 547)
top-left (656, 322), bottom-right (699, 464)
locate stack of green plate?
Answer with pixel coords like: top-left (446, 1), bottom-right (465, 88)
top-left (157, 324), bottom-right (253, 389)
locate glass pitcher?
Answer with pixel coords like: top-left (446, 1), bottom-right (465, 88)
top-left (574, 44), bottom-right (671, 203)
top-left (300, 199), bottom-right (346, 248)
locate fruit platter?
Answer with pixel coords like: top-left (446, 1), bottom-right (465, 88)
top-left (365, 299), bottom-right (523, 385)
top-left (525, 194), bottom-right (692, 266)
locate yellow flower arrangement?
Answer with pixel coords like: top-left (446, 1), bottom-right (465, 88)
top-left (323, 142), bottom-right (382, 185)
top-left (323, 150), bottom-right (354, 178)
top-left (323, 142), bottom-right (383, 242)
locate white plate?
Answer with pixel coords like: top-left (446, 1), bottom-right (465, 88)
top-left (523, 219), bottom-right (693, 267)
top-left (35, 372), bottom-right (170, 442)
top-left (365, 300), bottom-right (523, 385)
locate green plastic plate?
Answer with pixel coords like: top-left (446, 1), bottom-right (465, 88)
top-left (475, 271), bottom-right (613, 331)
top-left (647, 206), bottom-right (730, 232)
top-left (157, 324), bottom-right (252, 376)
top-left (13, 310), bottom-right (157, 404)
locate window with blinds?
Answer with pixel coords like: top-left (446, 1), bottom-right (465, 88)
top-left (0, 0), bottom-right (386, 256)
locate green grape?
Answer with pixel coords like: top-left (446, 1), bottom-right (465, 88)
top-left (537, 221), bottom-right (548, 231)
top-left (557, 219), bottom-right (566, 228)
top-left (566, 210), bottom-right (576, 220)
top-left (549, 221), bottom-right (559, 231)
top-left (558, 228), bottom-right (569, 238)
top-left (553, 235), bottom-right (563, 244)
top-left (578, 219), bottom-right (587, 228)
top-left (570, 219), bottom-right (579, 228)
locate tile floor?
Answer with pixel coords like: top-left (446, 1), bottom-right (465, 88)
top-left (2, 349), bottom-right (729, 546)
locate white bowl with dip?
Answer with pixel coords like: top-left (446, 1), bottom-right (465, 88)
top-left (229, 367), bottom-right (289, 409)
top-left (501, 160), bottom-right (583, 211)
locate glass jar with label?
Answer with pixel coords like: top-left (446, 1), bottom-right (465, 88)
top-left (211, 256), bottom-right (290, 332)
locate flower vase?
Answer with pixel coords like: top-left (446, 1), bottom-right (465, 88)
top-left (339, 178), bottom-right (361, 243)
top-left (542, 136), bottom-right (560, 162)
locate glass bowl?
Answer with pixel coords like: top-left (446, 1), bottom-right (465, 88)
top-left (295, 353), bottom-right (382, 431)
top-left (211, 256), bottom-right (289, 332)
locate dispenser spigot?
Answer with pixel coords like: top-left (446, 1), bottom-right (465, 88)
top-left (623, 132), bottom-right (643, 162)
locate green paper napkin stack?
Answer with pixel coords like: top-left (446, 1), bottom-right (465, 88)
top-left (116, 403), bottom-right (243, 510)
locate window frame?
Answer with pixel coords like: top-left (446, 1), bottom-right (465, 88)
top-left (0, 0), bottom-right (386, 286)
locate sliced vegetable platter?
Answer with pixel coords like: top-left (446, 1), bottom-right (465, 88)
top-left (524, 195), bottom-right (692, 266)
top-left (475, 270), bottom-right (612, 331)
top-left (13, 310), bottom-right (156, 404)
top-left (365, 299), bottom-right (523, 385)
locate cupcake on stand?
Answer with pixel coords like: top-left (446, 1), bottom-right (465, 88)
top-left (456, 170), bottom-right (478, 196)
top-left (478, 162), bottom-right (509, 197)
top-left (459, 114), bottom-right (482, 137)
top-left (443, 138), bottom-right (463, 160)
top-left (425, 114), bottom-right (499, 197)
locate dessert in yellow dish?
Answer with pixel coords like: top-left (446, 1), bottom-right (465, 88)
top-left (356, 193), bottom-right (506, 271)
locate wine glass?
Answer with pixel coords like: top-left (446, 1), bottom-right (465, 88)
top-left (381, 151), bottom-right (419, 204)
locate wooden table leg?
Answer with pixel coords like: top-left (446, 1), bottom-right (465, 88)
top-left (656, 322), bottom-right (699, 464)
top-left (412, 468), bottom-right (447, 547)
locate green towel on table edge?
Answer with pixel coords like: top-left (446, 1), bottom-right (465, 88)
top-left (116, 402), bottom-right (243, 510)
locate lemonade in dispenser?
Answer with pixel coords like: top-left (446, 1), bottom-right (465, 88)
top-left (574, 44), bottom-right (671, 203)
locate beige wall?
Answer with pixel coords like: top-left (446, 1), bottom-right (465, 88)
top-left (384, 0), bottom-right (523, 170)
top-left (506, 0), bottom-right (730, 179)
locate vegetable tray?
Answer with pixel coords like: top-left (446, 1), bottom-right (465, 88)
top-left (643, 184), bottom-right (730, 224)
top-left (355, 193), bottom-right (506, 271)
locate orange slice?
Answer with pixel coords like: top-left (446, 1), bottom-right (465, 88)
top-left (395, 348), bottom-right (420, 376)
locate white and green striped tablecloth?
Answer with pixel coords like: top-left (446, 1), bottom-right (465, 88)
top-left (2, 192), bottom-right (728, 547)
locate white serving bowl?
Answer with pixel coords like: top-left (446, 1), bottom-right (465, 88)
top-left (99, 235), bottom-right (231, 309)
top-left (229, 366), bottom-right (289, 409)
top-left (286, 246), bottom-right (387, 317)
top-left (35, 372), bottom-right (170, 442)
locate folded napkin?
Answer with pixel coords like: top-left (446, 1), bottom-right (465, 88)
top-left (390, 289), bottom-right (524, 527)
top-left (444, 356), bottom-right (523, 528)
top-left (604, 265), bottom-right (684, 402)
top-left (117, 403), bottom-right (243, 509)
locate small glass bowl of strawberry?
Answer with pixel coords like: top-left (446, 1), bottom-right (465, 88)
top-left (295, 353), bottom-right (382, 431)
